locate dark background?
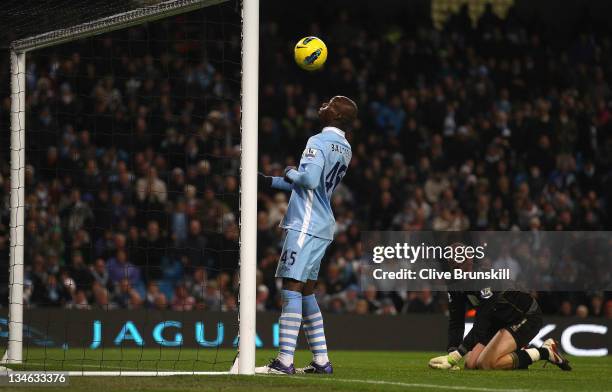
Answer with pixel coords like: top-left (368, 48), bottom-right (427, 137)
top-left (0, 0), bottom-right (611, 323)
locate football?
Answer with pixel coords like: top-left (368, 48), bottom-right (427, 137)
top-left (294, 36), bottom-right (328, 71)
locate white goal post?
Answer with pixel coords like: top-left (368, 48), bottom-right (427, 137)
top-left (5, 48), bottom-right (25, 369)
top-left (2, 0), bottom-right (258, 376)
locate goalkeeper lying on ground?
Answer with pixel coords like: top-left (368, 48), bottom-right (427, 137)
top-left (429, 289), bottom-right (572, 371)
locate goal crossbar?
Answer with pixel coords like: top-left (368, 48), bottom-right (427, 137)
top-left (11, 0), bottom-right (227, 53)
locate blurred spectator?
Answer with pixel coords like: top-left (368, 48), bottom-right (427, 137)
top-left (354, 299), bottom-right (369, 315)
top-left (256, 284), bottom-right (269, 311)
top-left (136, 167), bottom-right (167, 205)
top-left (32, 275), bottom-right (71, 307)
top-left (145, 281), bottom-right (165, 309)
top-left (68, 290), bottom-right (91, 310)
top-left (576, 305), bottom-right (589, 319)
top-left (186, 267), bottom-right (208, 306)
top-left (182, 220), bottom-right (208, 269)
top-left (590, 294), bottom-right (605, 317)
top-left (605, 300), bottom-right (612, 319)
top-left (112, 278), bottom-right (143, 309)
top-left (171, 284), bottom-right (196, 311)
top-left (403, 290), bottom-right (436, 313)
top-left (559, 300), bottom-right (573, 317)
top-left (107, 250), bottom-right (142, 289)
top-left (1, 2), bottom-right (610, 316)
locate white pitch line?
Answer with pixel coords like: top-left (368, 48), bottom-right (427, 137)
top-left (12, 361), bottom-right (177, 370)
top-left (65, 371), bottom-right (230, 376)
top-left (291, 376), bottom-right (531, 392)
top-left (8, 361), bottom-right (230, 373)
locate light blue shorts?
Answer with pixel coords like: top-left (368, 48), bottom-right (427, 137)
top-left (275, 229), bottom-right (332, 282)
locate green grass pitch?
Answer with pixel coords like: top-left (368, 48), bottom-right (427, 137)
top-left (3, 348), bottom-right (611, 391)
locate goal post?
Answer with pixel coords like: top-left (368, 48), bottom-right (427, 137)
top-left (2, 0), bottom-right (258, 375)
top-left (5, 48), bottom-right (26, 366)
top-left (237, 0), bottom-right (258, 376)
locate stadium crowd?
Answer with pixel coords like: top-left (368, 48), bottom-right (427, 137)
top-left (0, 4), bottom-right (611, 318)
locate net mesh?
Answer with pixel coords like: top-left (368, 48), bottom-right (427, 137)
top-left (1, 0), bottom-right (243, 373)
top-left (0, 1), bottom-right (217, 49)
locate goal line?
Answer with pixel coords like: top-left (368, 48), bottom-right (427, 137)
top-left (0, 368), bottom-right (231, 377)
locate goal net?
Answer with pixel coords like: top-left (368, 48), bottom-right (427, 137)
top-left (0, 0), bottom-right (258, 376)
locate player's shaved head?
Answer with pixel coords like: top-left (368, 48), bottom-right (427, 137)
top-left (319, 95), bottom-right (358, 128)
top-left (333, 95), bottom-right (358, 124)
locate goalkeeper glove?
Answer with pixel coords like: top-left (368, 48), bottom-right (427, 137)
top-left (428, 350), bottom-right (462, 370)
top-left (283, 166), bottom-right (297, 184)
top-left (258, 172), bottom-right (272, 188)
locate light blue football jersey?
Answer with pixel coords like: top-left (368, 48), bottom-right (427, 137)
top-left (280, 126), bottom-right (352, 240)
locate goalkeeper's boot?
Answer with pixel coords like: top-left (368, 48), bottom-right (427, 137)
top-left (296, 361), bottom-right (333, 374)
top-left (254, 358), bottom-right (296, 375)
top-left (542, 338), bottom-right (572, 371)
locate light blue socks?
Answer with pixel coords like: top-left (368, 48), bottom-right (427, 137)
top-left (277, 289), bottom-right (302, 366)
top-left (302, 294), bottom-right (329, 365)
